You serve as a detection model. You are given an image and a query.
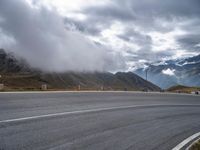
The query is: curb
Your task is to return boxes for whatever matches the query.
[172,132,200,150]
[186,137,200,150]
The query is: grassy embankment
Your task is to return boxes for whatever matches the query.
[189,139,200,150]
[0,74,147,91]
[167,85,200,93]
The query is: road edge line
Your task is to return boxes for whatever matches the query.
[172,132,200,150]
[186,137,200,150]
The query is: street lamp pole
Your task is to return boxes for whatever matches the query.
[145,69,148,81]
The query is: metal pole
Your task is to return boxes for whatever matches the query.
[145,69,148,81]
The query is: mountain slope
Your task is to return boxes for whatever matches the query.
[0,49,31,73]
[0,49,160,91]
[135,54,200,89]
[167,85,200,93]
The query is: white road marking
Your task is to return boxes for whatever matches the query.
[186,137,200,150]
[0,104,154,124]
[172,132,200,150]
[0,104,200,124]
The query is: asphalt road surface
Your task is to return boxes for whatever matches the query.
[0,92,200,150]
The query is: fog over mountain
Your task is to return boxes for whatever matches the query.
[0,0,125,72]
[0,0,200,73]
[0,49,160,91]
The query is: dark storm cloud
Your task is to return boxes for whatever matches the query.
[75,0,200,68]
[118,29,153,61]
[81,0,200,32]
[117,29,152,46]
[64,18,103,36]
[177,34,200,51]
[83,3,135,21]
[126,50,174,62]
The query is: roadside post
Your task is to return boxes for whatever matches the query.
[0,84,4,90]
[101,85,104,91]
[41,84,47,91]
[0,75,4,90]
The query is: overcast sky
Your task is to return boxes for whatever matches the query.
[0,0,200,72]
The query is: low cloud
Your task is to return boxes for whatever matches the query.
[162,68,175,76]
[0,0,125,72]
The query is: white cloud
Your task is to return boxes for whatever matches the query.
[162,68,176,76]
[195,43,200,47]
[173,50,198,59]
[149,28,186,52]
[29,0,110,16]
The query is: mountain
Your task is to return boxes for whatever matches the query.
[0,49,31,73]
[0,49,160,91]
[135,55,200,89]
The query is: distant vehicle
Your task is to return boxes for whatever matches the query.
[191,91,199,95]
[176,90,181,93]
